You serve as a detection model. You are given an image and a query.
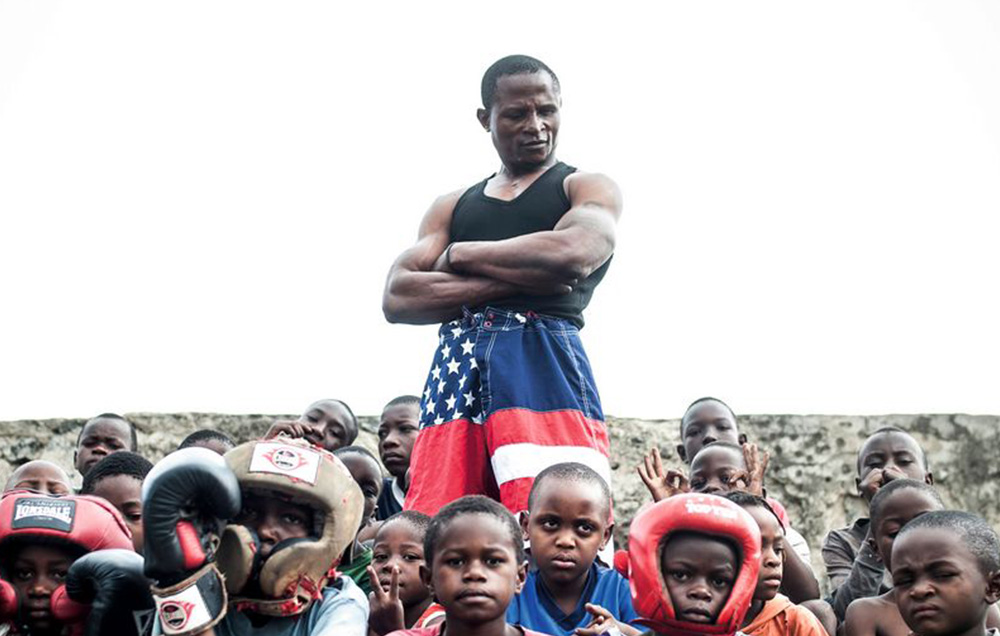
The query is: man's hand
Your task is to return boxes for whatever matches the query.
[637,447,690,502]
[366,565,405,636]
[574,603,641,636]
[858,466,907,503]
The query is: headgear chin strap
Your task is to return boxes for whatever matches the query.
[628,494,761,636]
[216,438,363,617]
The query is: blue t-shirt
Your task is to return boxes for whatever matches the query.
[214,576,369,636]
[507,564,638,636]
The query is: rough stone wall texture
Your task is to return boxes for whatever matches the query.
[2,412,998,593]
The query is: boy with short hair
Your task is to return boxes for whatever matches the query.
[890,510,1000,636]
[3,461,71,496]
[822,426,933,622]
[265,399,359,452]
[74,412,137,477]
[376,396,421,521]
[676,397,746,464]
[365,511,444,636]
[80,451,153,553]
[0,491,142,636]
[507,462,639,636]
[386,495,543,636]
[724,492,827,636]
[627,493,761,636]
[142,439,369,636]
[178,430,236,455]
[335,446,384,595]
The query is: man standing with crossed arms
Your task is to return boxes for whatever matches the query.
[383,54,622,518]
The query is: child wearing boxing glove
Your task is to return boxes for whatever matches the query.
[627,493,762,636]
[143,439,369,636]
[0,491,145,636]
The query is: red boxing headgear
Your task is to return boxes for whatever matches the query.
[0,491,134,556]
[628,494,761,636]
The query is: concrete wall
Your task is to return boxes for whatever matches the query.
[3,412,997,591]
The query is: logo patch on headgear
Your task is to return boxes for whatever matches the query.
[685,499,739,519]
[11,498,76,532]
[159,600,194,630]
[249,442,320,484]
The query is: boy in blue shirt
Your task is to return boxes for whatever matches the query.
[507,462,640,636]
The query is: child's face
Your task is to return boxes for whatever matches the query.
[339,453,382,526]
[745,505,784,601]
[236,493,313,559]
[377,404,420,480]
[7,545,74,634]
[856,431,930,502]
[892,526,999,636]
[372,520,430,607]
[689,446,746,494]
[679,401,741,464]
[300,400,354,452]
[524,478,611,590]
[4,461,72,496]
[873,488,942,570]
[660,533,738,624]
[75,418,132,475]
[423,513,526,626]
[91,474,144,553]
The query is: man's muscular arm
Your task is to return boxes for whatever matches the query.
[382,191,567,325]
[444,172,621,287]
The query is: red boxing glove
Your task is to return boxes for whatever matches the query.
[628,494,761,636]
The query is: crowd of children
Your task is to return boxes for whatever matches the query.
[1,397,998,636]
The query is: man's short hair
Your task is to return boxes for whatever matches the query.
[868,478,943,532]
[424,495,525,569]
[527,462,611,518]
[333,445,380,465]
[724,491,783,531]
[380,510,432,538]
[481,55,560,109]
[76,413,138,451]
[178,429,236,451]
[897,510,1000,575]
[80,451,154,494]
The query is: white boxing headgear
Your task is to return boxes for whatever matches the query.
[216,438,364,616]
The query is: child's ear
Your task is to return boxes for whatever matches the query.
[986,570,1000,605]
[514,559,528,594]
[676,444,686,463]
[519,511,530,542]
[476,108,490,132]
[738,433,748,445]
[419,564,433,595]
[601,522,614,550]
[924,471,934,486]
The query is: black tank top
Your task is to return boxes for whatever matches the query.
[449,162,612,329]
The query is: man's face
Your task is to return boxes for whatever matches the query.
[75,418,133,476]
[660,533,737,624]
[892,527,999,636]
[300,400,355,452]
[478,71,561,172]
[523,479,611,590]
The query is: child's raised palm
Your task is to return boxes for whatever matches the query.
[366,564,405,636]
[637,447,690,502]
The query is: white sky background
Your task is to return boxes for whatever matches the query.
[1,1,998,422]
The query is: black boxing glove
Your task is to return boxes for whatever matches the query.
[142,448,240,636]
[50,549,155,636]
